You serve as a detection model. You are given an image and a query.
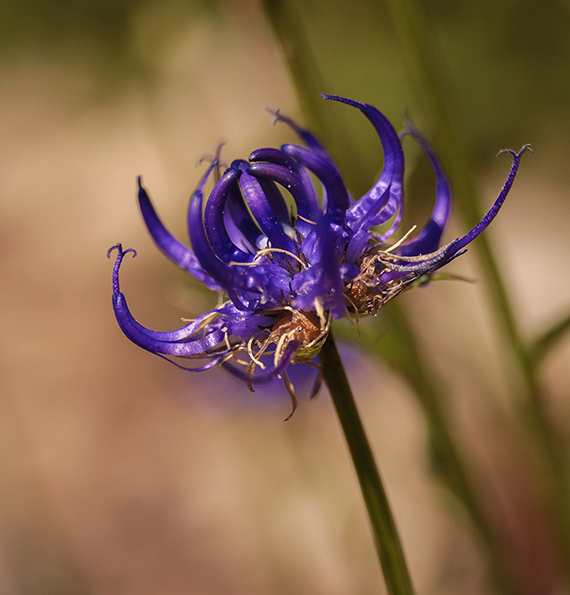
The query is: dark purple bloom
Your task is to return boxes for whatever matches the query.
[109,95,528,403]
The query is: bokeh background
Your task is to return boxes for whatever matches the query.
[1,0,569,593]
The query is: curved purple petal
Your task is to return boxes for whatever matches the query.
[249,147,298,170]
[233,160,295,252]
[246,161,320,227]
[108,244,227,356]
[187,166,292,309]
[281,144,349,226]
[359,187,400,230]
[399,122,451,256]
[374,202,404,242]
[203,167,254,263]
[187,165,261,306]
[137,178,220,290]
[449,146,531,255]
[256,176,294,233]
[224,183,265,251]
[116,300,226,356]
[322,95,404,231]
[232,161,293,251]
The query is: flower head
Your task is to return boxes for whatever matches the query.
[109,95,528,409]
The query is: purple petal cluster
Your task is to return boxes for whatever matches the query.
[110,95,528,392]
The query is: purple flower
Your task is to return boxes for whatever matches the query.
[109,95,528,403]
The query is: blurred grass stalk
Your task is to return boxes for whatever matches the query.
[383,0,570,585]
[260,0,570,592]
[259,0,522,593]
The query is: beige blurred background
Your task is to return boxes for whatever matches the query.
[0,1,569,594]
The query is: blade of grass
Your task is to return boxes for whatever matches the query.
[382,0,570,583]
[529,310,570,368]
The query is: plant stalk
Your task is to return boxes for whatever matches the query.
[319,331,416,595]
[382,0,570,580]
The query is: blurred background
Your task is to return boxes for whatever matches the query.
[0,0,569,593]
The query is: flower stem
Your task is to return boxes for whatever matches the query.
[319,331,415,595]
[362,303,517,595]
[382,0,570,582]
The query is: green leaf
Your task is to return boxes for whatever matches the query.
[529,310,570,368]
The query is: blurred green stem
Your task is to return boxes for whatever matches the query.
[319,331,415,595]
[529,310,570,369]
[258,0,327,140]
[259,0,367,192]
[259,1,523,591]
[382,0,570,582]
[363,304,516,595]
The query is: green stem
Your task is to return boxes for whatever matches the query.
[319,331,415,595]
[382,0,570,582]
[259,0,368,193]
[364,303,516,595]
[381,0,522,359]
[259,0,570,587]
[259,1,519,588]
[259,0,327,139]
[529,310,570,369]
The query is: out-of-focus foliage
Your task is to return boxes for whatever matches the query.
[0,0,219,84]
[3,0,568,161]
[289,0,570,168]
[426,0,570,154]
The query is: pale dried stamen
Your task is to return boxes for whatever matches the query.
[247,336,267,370]
[229,247,307,270]
[297,214,317,226]
[384,225,417,253]
[253,248,307,269]
[223,330,232,351]
[274,329,296,368]
[314,298,327,332]
[343,292,361,338]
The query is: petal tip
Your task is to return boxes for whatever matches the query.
[107,243,137,260]
[496,144,533,159]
